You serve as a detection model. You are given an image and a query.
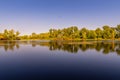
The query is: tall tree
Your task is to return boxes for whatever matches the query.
[110,27,116,40]
[49,28,53,38]
[88,30,97,39]
[95,28,103,39]
[116,25,120,38]
[16,31,20,40]
[9,29,15,40]
[3,29,9,40]
[80,28,88,40]
[102,25,111,39]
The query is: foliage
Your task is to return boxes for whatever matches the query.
[1,24,120,40]
[0,29,20,40]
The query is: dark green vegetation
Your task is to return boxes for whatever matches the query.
[1,25,120,40]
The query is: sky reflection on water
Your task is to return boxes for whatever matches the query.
[0,40,120,80]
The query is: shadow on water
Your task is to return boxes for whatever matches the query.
[1,40,120,55]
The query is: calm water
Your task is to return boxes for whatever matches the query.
[0,40,120,80]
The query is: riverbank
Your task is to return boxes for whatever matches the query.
[0,38,120,41]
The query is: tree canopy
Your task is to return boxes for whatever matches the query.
[0,25,120,40]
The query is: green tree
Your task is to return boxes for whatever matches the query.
[49,28,53,38]
[88,30,97,39]
[80,28,88,40]
[16,31,20,40]
[110,27,115,40]
[116,25,120,38]
[102,25,111,39]
[95,28,103,39]
[31,32,37,39]
[72,26,79,39]
[3,29,9,40]
[9,29,15,40]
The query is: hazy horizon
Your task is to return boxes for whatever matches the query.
[0,0,120,35]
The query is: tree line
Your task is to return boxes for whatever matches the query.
[0,25,120,40]
[0,29,20,40]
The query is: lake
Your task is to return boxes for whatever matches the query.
[0,40,120,80]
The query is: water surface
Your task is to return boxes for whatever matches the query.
[0,40,120,80]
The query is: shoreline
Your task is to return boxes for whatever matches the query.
[0,39,120,41]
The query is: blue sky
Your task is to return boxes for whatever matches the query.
[0,0,120,35]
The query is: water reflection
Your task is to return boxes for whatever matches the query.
[0,41,20,51]
[48,41,119,55]
[0,40,120,55]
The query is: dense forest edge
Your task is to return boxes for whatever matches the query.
[1,25,120,40]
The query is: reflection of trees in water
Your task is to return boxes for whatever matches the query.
[49,41,79,53]
[1,40,120,55]
[116,43,120,55]
[95,42,103,52]
[79,44,88,52]
[46,41,120,55]
[0,41,20,51]
[116,49,120,55]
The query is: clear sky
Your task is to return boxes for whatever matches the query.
[0,0,120,35]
